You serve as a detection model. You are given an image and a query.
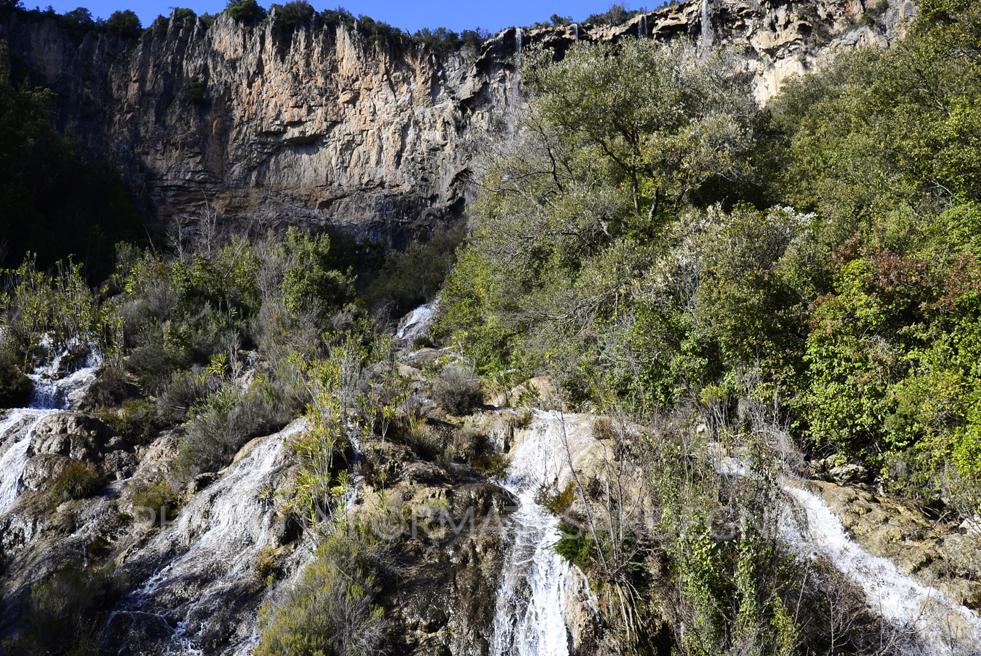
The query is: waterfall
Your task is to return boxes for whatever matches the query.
[0,346,102,515]
[105,420,308,654]
[638,14,648,39]
[515,27,523,57]
[719,452,981,653]
[396,301,437,344]
[780,483,981,654]
[700,0,713,49]
[571,23,579,41]
[490,411,598,656]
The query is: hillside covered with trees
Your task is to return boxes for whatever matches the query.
[0,0,979,655]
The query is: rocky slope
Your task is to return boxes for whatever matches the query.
[0,0,915,242]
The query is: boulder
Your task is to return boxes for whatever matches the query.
[28,412,111,461]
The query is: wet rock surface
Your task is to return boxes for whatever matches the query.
[814,480,981,613]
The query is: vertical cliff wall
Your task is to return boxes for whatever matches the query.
[0,0,915,243]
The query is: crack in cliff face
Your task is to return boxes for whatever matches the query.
[0,0,915,242]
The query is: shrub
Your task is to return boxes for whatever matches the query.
[104,10,142,37]
[399,419,444,461]
[4,561,120,655]
[1,255,105,365]
[255,545,282,584]
[171,7,196,22]
[62,7,94,28]
[320,8,354,29]
[132,480,179,524]
[472,452,510,479]
[431,363,483,416]
[271,1,313,30]
[177,378,294,477]
[49,461,104,503]
[256,519,392,656]
[538,481,576,514]
[96,398,163,444]
[157,368,218,422]
[80,363,138,409]
[364,225,463,318]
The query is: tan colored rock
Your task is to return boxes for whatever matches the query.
[0,0,914,237]
[815,480,981,612]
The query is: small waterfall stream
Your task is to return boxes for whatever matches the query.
[106,420,308,654]
[0,347,102,514]
[721,455,981,652]
[395,301,436,344]
[780,483,981,654]
[490,411,598,656]
[700,0,713,49]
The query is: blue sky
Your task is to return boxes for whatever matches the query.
[28,1,652,33]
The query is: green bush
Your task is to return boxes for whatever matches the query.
[96,398,163,444]
[132,480,179,524]
[49,461,104,503]
[431,363,483,416]
[2,561,120,655]
[256,519,392,656]
[1,255,106,365]
[271,1,313,30]
[364,225,463,318]
[177,378,295,476]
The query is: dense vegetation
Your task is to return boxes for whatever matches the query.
[432,2,981,651]
[2,0,980,654]
[439,0,981,517]
[0,42,147,280]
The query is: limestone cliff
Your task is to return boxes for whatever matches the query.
[0,0,915,242]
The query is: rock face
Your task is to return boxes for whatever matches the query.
[0,0,914,241]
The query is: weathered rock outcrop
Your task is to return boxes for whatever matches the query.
[0,0,915,242]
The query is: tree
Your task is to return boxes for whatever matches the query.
[225,0,266,24]
[104,9,142,37]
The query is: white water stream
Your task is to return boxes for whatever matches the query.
[700,0,713,49]
[0,346,102,515]
[395,301,436,344]
[721,455,981,653]
[490,411,598,656]
[780,484,981,655]
[107,419,308,654]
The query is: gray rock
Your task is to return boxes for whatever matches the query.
[828,463,870,486]
[28,412,111,462]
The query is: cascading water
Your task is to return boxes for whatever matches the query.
[0,346,102,514]
[490,411,598,656]
[720,454,981,653]
[396,301,437,344]
[638,14,648,39]
[105,420,308,654]
[700,0,713,49]
[780,484,981,655]
[571,23,579,41]
[515,27,523,56]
